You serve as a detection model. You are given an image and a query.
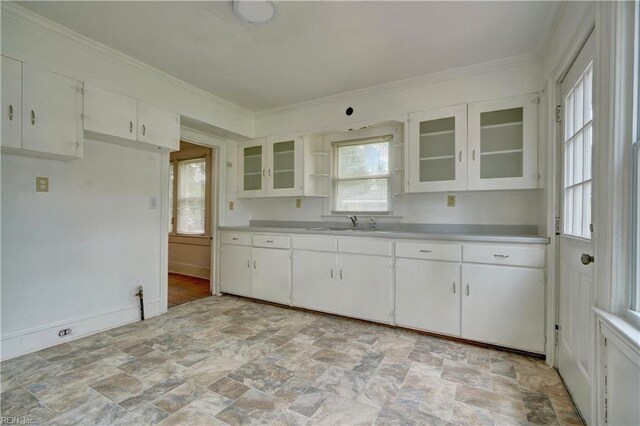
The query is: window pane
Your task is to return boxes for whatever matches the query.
[169,163,174,232]
[338,142,389,178]
[177,158,206,235]
[336,178,388,212]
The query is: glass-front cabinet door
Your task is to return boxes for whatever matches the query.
[238,138,266,198]
[408,104,468,192]
[266,135,303,196]
[468,94,538,190]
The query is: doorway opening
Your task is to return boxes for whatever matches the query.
[168,141,214,308]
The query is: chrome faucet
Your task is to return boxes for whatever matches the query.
[369,217,376,230]
[347,215,358,229]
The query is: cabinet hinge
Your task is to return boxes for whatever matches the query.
[555,105,562,123]
[555,216,561,235]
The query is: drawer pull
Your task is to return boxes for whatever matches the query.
[330,268,334,278]
[465,284,470,296]
[8,104,13,121]
[253,260,257,269]
[419,250,433,253]
[247,259,251,268]
[266,240,274,243]
[493,254,510,259]
[452,282,456,294]
[339,269,343,280]
[232,237,239,240]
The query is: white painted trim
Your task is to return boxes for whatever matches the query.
[0,300,162,361]
[160,152,170,313]
[168,262,211,280]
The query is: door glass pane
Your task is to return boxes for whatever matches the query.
[244,145,262,191]
[272,140,295,189]
[419,117,455,182]
[479,107,524,179]
[177,158,206,235]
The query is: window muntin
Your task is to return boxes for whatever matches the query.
[333,138,390,213]
[563,62,593,239]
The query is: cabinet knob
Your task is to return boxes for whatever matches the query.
[247,259,251,268]
[31,110,35,125]
[142,124,146,136]
[465,284,470,296]
[452,282,456,294]
[472,149,476,161]
[459,151,462,162]
[268,169,271,177]
[330,268,334,278]
[339,269,343,280]
[129,121,134,133]
[253,260,257,269]
[8,104,13,121]
[493,254,510,259]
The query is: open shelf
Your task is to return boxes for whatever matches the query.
[480,121,522,130]
[311,151,329,156]
[274,169,294,173]
[481,149,523,157]
[420,129,455,137]
[274,150,294,155]
[420,155,455,161]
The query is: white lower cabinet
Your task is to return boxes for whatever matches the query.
[396,258,461,336]
[251,247,290,305]
[461,263,545,353]
[336,254,392,323]
[292,250,337,313]
[220,244,252,297]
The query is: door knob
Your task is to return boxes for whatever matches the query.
[580,253,594,265]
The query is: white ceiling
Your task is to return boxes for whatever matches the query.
[20,1,559,112]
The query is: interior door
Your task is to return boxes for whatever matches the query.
[557,32,595,425]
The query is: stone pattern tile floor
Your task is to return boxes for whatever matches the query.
[1,295,583,425]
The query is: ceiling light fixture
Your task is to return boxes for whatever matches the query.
[233,0,278,24]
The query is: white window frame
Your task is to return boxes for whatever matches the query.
[324,125,400,217]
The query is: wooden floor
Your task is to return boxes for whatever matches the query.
[168,273,210,308]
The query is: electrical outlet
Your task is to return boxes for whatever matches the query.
[447,195,456,207]
[229,201,234,210]
[295,198,302,208]
[58,328,72,337]
[149,196,158,209]
[36,177,49,192]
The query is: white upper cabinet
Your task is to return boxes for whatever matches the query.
[137,101,180,151]
[238,135,316,198]
[84,85,137,141]
[1,56,22,149]
[408,104,468,192]
[83,86,179,152]
[20,63,83,160]
[266,135,304,197]
[238,138,267,197]
[467,94,539,190]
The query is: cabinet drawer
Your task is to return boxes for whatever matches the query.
[220,232,251,246]
[396,241,461,262]
[292,235,337,252]
[338,237,392,257]
[253,234,290,249]
[463,244,545,268]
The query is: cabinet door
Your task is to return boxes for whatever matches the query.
[468,94,538,190]
[266,136,303,196]
[137,101,179,151]
[84,85,137,141]
[336,254,392,323]
[237,139,266,198]
[252,247,290,305]
[22,64,83,159]
[220,244,252,297]
[396,259,461,336]
[292,250,337,313]
[408,104,467,192]
[1,56,21,149]
[461,264,544,352]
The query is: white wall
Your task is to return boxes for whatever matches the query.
[1,140,163,358]
[235,190,540,225]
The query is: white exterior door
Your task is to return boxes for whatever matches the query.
[21,63,83,158]
[220,244,252,297]
[292,250,337,313]
[557,33,595,425]
[396,258,461,336]
[1,56,22,149]
[252,247,290,305]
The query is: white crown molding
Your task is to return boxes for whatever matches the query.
[1,2,255,119]
[255,53,540,118]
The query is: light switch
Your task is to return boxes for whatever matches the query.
[447,195,456,207]
[149,197,158,209]
[36,177,49,192]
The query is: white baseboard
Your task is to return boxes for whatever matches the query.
[169,262,210,280]
[0,300,163,361]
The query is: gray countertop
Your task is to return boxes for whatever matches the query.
[219,224,550,244]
